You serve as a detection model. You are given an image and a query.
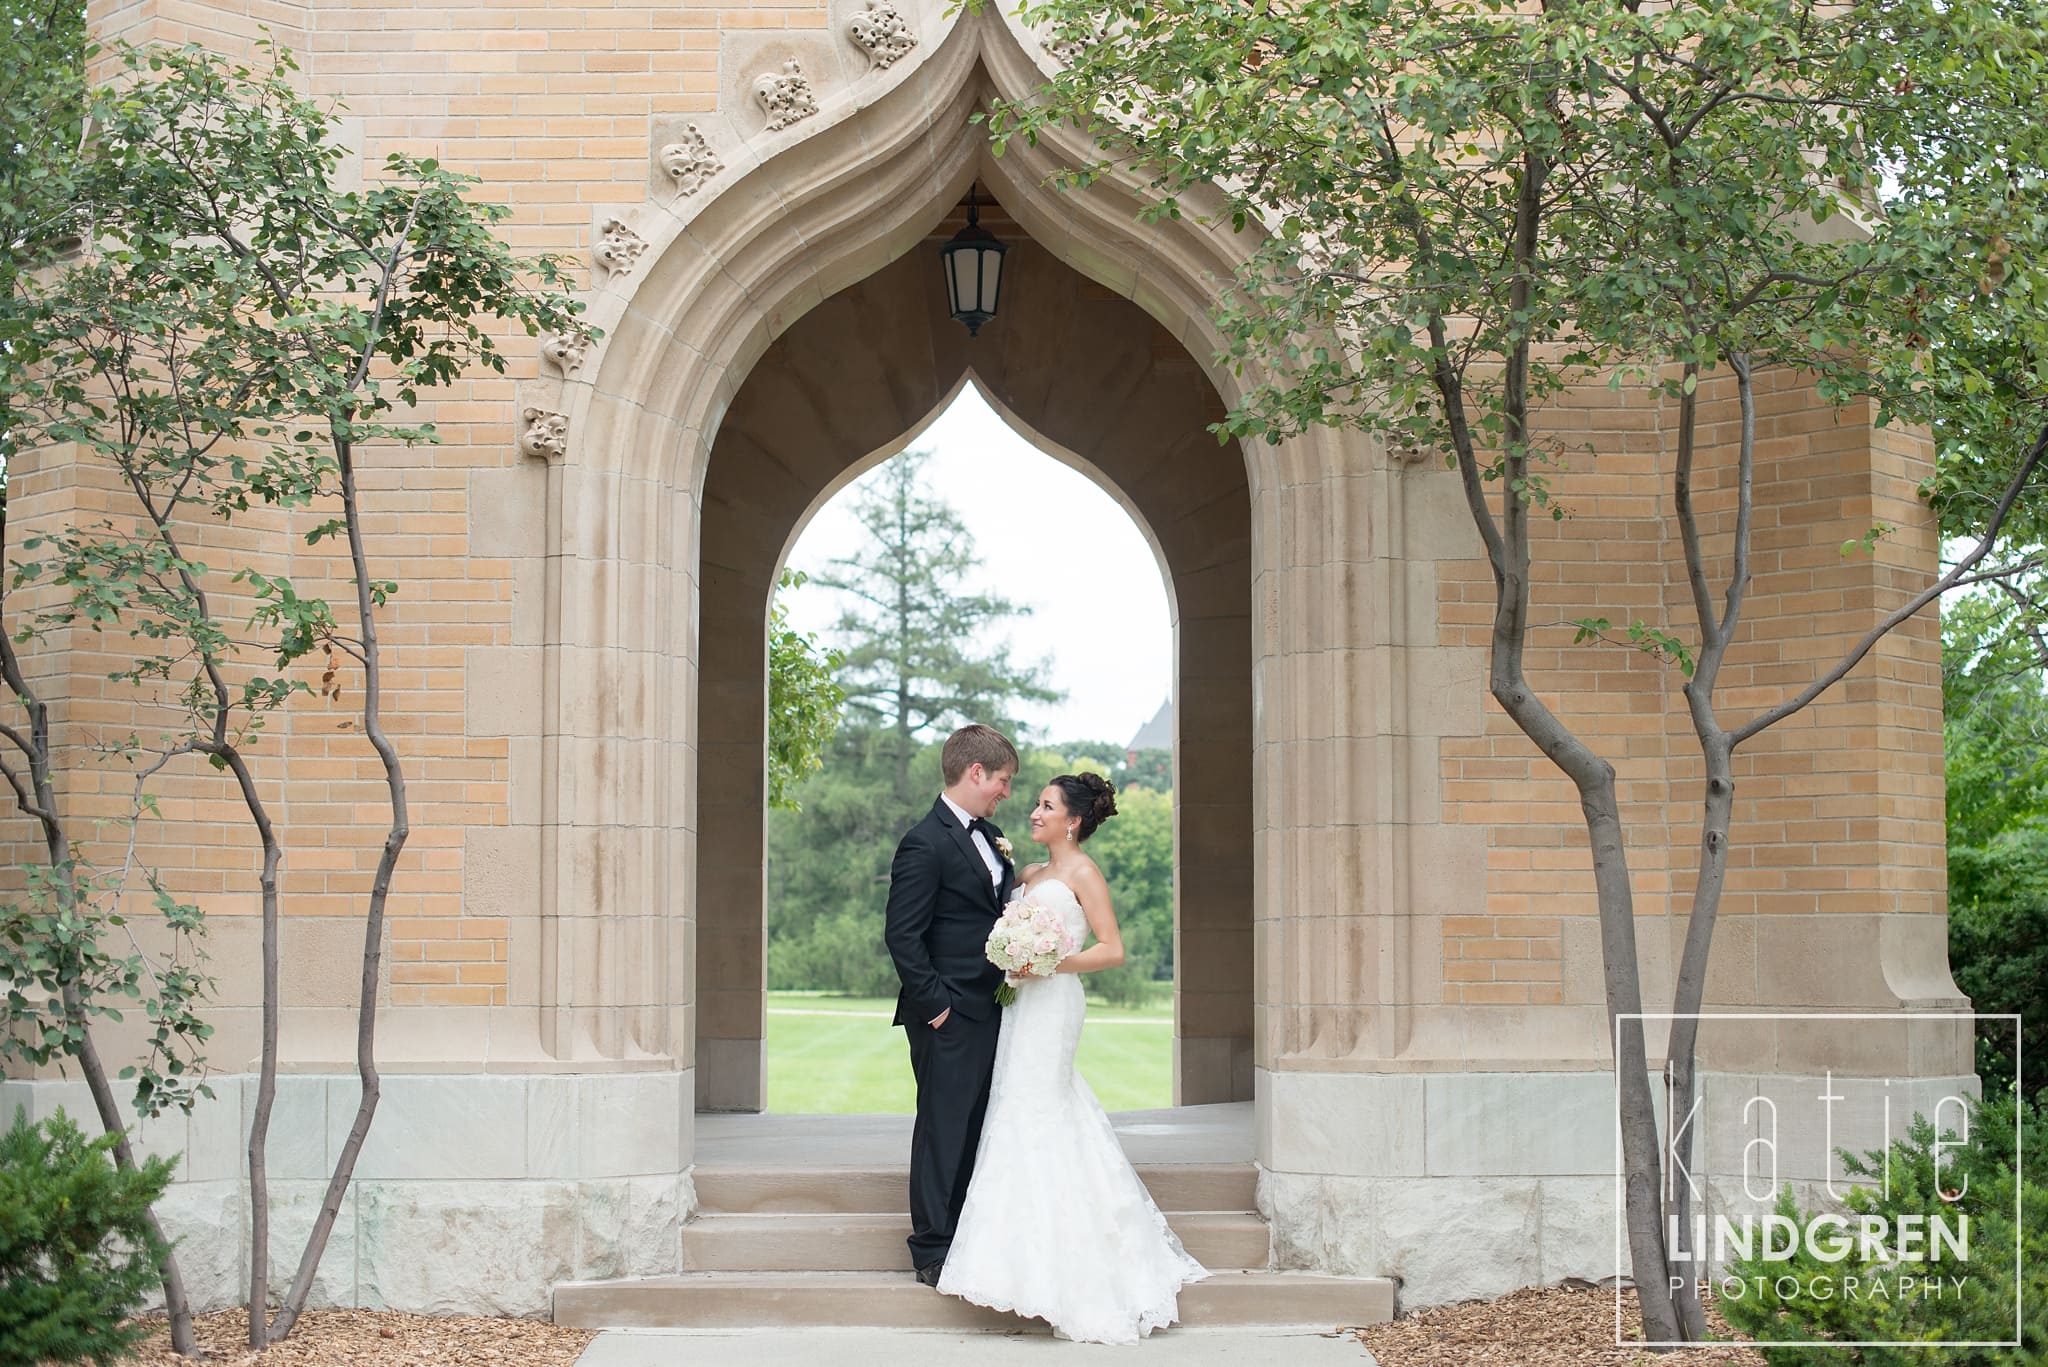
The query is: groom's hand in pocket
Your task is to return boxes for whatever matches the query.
[929,1007,951,1029]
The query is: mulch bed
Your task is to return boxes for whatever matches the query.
[1352,1283,1770,1367]
[130,1310,595,1366]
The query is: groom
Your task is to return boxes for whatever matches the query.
[884,723,1019,1286]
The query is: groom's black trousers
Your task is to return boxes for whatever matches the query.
[904,1008,1002,1270]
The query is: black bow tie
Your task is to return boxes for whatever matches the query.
[969,817,996,841]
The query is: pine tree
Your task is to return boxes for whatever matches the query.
[0,1110,176,1367]
[813,450,1059,799]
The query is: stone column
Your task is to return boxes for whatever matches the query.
[691,463,779,1114]
[534,392,688,1065]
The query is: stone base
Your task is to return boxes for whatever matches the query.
[0,1069,694,1315]
[693,1039,763,1113]
[1175,1034,1256,1106]
[3,1062,1978,1316]
[1258,1169,1620,1306]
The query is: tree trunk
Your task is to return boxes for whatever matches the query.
[1494,679,1681,1343]
[107,467,285,1351]
[1427,293,1685,1345]
[64,986,200,1356]
[1655,369,2048,1347]
[268,435,408,1341]
[1659,352,1749,1344]
[1445,135,1684,1337]
[894,708,913,805]
[1662,731,1731,1342]
[893,574,913,803]
[1476,549,1682,1345]
[0,609,200,1353]
[243,820,284,1343]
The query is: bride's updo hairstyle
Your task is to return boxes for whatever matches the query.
[1050,773,1119,842]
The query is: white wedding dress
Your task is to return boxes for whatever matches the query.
[937,877,1209,1343]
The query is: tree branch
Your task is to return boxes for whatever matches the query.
[1732,418,2048,746]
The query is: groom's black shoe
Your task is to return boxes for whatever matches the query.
[915,1262,944,1287]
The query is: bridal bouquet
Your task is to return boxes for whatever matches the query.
[984,897,1076,1006]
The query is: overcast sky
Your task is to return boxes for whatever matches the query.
[779,385,1173,748]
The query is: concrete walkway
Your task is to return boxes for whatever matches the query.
[577,1326,1379,1366]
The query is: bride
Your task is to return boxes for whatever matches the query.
[936,772,1208,1343]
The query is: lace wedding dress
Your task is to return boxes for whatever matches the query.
[936,877,1208,1343]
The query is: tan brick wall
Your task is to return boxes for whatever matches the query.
[10,1,1946,1074]
[88,0,314,67]
[271,0,835,1010]
[52,0,842,1031]
[1435,368,1943,1010]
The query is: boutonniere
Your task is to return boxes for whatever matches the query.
[994,835,1013,861]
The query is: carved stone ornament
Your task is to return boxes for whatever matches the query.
[593,218,647,277]
[520,407,569,460]
[1044,18,1100,65]
[541,331,592,374]
[847,0,917,69]
[659,125,723,196]
[1389,441,1433,466]
[754,60,820,131]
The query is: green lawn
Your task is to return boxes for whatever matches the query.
[765,990,1174,1113]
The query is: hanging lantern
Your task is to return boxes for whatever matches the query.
[941,184,1007,336]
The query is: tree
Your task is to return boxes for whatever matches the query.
[1008,742,1174,1004]
[0,1,88,347]
[1076,782,1173,1004]
[995,0,2048,1340]
[0,0,90,644]
[768,570,844,811]
[0,1109,177,1367]
[1719,1091,2046,1358]
[1,8,207,1348]
[1117,747,1172,793]
[767,729,931,992]
[3,38,584,1348]
[812,450,1059,800]
[1945,593,2048,861]
[1943,593,2048,1101]
[767,734,1181,1008]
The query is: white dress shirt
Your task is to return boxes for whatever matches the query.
[940,793,1003,887]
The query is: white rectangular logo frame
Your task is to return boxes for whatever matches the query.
[1612,1011,2023,1351]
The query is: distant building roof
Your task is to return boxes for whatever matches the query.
[1126,699,1171,752]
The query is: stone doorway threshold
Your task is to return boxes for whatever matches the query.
[693,1101,1254,1167]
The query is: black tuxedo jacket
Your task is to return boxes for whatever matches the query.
[885,798,1017,1026]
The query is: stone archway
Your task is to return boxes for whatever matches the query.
[530,5,1371,1107]
[694,218,1254,1113]
[23,0,1963,1321]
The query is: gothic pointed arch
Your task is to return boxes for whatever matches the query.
[525,8,1334,1098]
[698,231,1252,1108]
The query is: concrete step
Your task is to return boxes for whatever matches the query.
[681,1210,1271,1272]
[554,1269,1394,1331]
[693,1161,1257,1215]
